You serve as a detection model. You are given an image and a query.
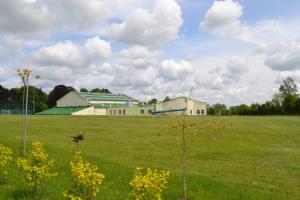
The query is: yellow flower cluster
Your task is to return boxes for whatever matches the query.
[17,141,57,193]
[0,144,13,184]
[64,151,105,200]
[129,167,170,200]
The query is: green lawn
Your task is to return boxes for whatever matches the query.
[0,116,299,199]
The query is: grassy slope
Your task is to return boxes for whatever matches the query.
[0,116,299,200]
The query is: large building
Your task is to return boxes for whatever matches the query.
[38,91,207,116]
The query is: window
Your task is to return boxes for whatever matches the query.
[140,109,145,115]
[123,110,126,115]
[113,110,116,115]
[201,109,205,115]
[110,110,112,115]
[190,110,192,115]
[197,110,200,115]
[148,109,152,114]
[118,110,121,115]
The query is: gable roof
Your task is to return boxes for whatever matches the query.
[37,106,88,115]
[77,92,138,102]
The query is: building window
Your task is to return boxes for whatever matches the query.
[201,109,205,115]
[113,110,116,115]
[118,110,121,115]
[190,110,192,115]
[197,110,200,115]
[148,109,152,114]
[123,110,126,115]
[140,109,144,115]
[110,110,112,115]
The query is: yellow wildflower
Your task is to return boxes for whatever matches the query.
[0,144,13,184]
[17,141,57,198]
[129,167,170,200]
[64,151,105,200]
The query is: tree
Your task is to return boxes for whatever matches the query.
[48,85,75,108]
[17,69,31,157]
[282,94,298,114]
[172,110,225,200]
[90,88,101,93]
[296,97,300,114]
[163,96,170,102]
[0,85,10,102]
[27,86,48,113]
[148,98,157,104]
[80,88,88,92]
[279,77,297,95]
[211,103,227,115]
[90,88,111,94]
[101,88,111,94]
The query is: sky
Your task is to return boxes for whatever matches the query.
[0,0,300,106]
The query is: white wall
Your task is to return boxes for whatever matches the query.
[72,106,95,115]
[57,92,89,107]
[95,108,107,115]
[186,99,207,115]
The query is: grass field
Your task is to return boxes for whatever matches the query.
[0,116,299,200]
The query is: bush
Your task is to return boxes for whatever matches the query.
[0,144,13,184]
[129,167,170,200]
[64,151,105,200]
[17,141,57,198]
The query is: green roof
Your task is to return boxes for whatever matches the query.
[77,92,138,102]
[37,107,88,115]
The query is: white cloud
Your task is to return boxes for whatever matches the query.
[0,67,6,80]
[200,0,242,33]
[0,0,51,36]
[54,0,148,33]
[84,37,112,62]
[31,65,74,81]
[25,37,114,83]
[195,56,248,91]
[199,0,255,45]
[264,42,300,71]
[118,46,161,69]
[100,46,162,88]
[30,41,82,67]
[0,37,22,62]
[98,63,114,74]
[107,0,183,46]
[226,86,247,96]
[110,65,157,87]
[275,71,300,84]
[222,57,248,84]
[159,59,194,80]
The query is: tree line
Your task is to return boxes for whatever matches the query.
[208,77,300,115]
[1,77,299,115]
[0,84,111,113]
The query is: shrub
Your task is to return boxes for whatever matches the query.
[129,167,170,200]
[17,141,57,198]
[0,144,13,184]
[64,151,105,200]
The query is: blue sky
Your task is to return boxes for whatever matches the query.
[0,0,300,105]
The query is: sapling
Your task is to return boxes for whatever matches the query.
[172,99,225,200]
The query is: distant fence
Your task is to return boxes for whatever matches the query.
[0,104,33,115]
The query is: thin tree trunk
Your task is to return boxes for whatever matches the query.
[21,80,29,156]
[182,120,187,200]
[24,80,29,152]
[21,83,26,157]
[33,88,35,114]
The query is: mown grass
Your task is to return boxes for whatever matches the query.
[0,116,299,199]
